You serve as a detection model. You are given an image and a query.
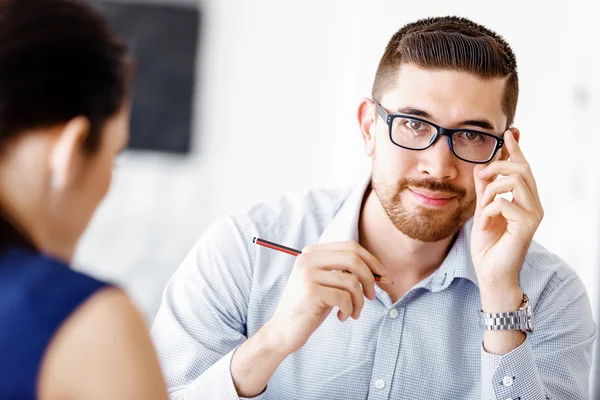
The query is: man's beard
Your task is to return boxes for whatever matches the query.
[371,166,476,243]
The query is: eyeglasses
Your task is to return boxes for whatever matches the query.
[376,102,505,164]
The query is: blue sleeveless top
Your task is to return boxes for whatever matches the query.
[0,246,108,399]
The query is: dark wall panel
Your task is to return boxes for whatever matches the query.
[90,1,199,154]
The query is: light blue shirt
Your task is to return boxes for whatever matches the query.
[151,178,597,399]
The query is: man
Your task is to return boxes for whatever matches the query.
[151,16,597,399]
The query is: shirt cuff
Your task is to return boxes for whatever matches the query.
[183,347,268,400]
[481,338,546,400]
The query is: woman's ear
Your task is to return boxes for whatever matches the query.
[49,116,90,190]
[499,127,520,161]
[358,98,377,157]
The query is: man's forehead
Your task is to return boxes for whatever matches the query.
[381,63,508,130]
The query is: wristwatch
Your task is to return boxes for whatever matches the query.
[479,294,533,332]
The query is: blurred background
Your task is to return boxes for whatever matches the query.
[76,0,600,394]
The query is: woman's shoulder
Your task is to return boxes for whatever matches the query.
[0,246,115,399]
[38,285,168,399]
[0,246,110,318]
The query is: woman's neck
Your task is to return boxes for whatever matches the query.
[0,144,75,262]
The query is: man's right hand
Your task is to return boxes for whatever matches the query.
[231,241,385,397]
[266,241,386,354]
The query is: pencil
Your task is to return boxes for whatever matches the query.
[253,237,393,284]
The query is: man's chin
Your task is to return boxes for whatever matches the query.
[408,203,456,217]
[397,221,461,242]
[393,209,467,242]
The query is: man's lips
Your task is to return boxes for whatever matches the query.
[408,188,458,207]
[408,188,457,200]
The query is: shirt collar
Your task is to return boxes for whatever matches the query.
[317,176,479,291]
[316,176,370,245]
[429,218,479,291]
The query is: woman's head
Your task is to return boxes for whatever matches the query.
[0,0,131,259]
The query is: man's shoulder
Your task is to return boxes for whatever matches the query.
[520,242,587,306]
[199,185,356,249]
[523,240,577,283]
[238,185,355,228]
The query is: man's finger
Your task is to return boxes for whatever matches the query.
[473,164,491,230]
[479,175,538,217]
[297,251,376,300]
[302,241,386,276]
[314,270,366,318]
[504,129,526,163]
[478,162,541,211]
[318,286,353,322]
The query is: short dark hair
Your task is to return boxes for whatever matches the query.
[372,16,518,127]
[0,0,131,152]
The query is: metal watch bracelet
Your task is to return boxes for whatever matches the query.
[478,294,533,332]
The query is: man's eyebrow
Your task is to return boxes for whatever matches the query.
[394,107,497,131]
[395,107,432,119]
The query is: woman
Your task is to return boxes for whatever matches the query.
[0,1,168,399]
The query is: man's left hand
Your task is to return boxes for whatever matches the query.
[471,129,544,311]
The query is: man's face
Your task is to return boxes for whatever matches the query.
[368,63,508,242]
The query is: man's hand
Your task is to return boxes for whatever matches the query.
[472,129,543,301]
[231,241,385,397]
[471,129,544,354]
[267,241,385,354]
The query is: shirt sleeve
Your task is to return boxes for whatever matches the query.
[150,215,266,400]
[480,271,597,400]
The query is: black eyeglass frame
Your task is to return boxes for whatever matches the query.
[376,102,505,164]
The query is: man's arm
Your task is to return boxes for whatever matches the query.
[229,321,288,397]
[151,216,258,400]
[151,216,385,399]
[480,270,597,400]
[468,130,598,398]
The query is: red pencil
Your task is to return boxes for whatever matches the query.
[253,237,393,284]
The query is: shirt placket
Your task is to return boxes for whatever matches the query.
[367,303,406,400]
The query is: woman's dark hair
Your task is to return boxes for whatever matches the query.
[0,0,131,152]
[0,0,131,250]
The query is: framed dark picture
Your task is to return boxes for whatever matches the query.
[89,1,200,154]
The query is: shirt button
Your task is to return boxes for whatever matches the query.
[375,379,385,389]
[502,376,514,387]
[388,308,399,319]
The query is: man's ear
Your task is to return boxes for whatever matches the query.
[358,97,377,157]
[499,127,520,161]
[49,116,90,190]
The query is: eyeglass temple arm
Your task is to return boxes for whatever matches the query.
[375,102,388,121]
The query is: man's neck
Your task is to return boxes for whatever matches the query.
[358,187,456,301]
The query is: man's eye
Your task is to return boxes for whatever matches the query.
[407,120,424,130]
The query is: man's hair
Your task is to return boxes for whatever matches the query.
[372,16,518,127]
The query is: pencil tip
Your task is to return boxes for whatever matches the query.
[252,237,257,243]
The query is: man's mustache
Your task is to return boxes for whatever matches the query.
[400,178,466,198]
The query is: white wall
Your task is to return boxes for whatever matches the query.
[76,0,600,369]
